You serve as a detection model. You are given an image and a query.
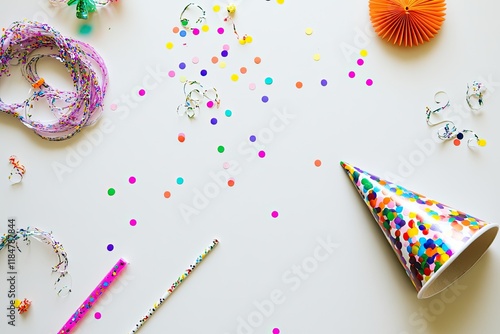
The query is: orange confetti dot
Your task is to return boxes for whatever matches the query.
[240,67,247,74]
[228,179,235,187]
[314,159,322,167]
[453,139,461,146]
[164,191,171,198]
[178,133,185,142]
[254,56,262,64]
[172,26,180,33]
[211,56,219,64]
[296,81,303,89]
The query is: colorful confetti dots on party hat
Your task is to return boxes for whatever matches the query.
[340,161,498,299]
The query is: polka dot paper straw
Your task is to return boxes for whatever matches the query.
[58,259,127,333]
[341,161,498,299]
[128,239,219,333]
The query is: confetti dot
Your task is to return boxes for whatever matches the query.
[219,61,227,69]
[277,0,284,4]
[218,145,225,153]
[225,109,232,117]
[223,44,230,51]
[192,57,199,64]
[176,177,184,185]
[453,139,461,146]
[478,139,487,147]
[295,81,303,89]
[457,133,464,140]
[110,104,117,111]
[107,244,114,251]
[357,58,364,66]
[245,36,253,43]
[265,77,273,85]
[262,96,269,103]
[313,54,321,61]
[272,329,280,334]
[228,179,235,187]
[207,100,215,108]
[271,211,279,218]
[201,69,208,76]
[314,159,322,167]
[217,27,224,34]
[239,39,246,45]
[164,191,171,199]
[179,62,186,69]
[211,118,218,125]
[168,70,176,78]
[258,150,266,158]
[305,27,313,35]
[348,71,356,78]
[79,24,92,35]
[231,74,239,81]
[166,42,174,49]
[107,188,115,196]
[129,219,137,226]
[249,83,256,90]
[366,79,373,86]
[254,57,262,64]
[138,89,146,96]
[179,75,187,83]
[180,30,187,37]
[249,135,256,142]
[213,5,221,12]
[129,176,136,184]
[221,50,229,57]
[192,28,200,35]
[172,27,180,33]
[201,25,209,32]
[211,56,219,64]
[360,49,368,57]
[240,67,247,74]
[320,79,328,86]
[94,312,101,320]
[223,162,230,169]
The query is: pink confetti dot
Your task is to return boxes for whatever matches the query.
[192,57,199,64]
[348,71,355,78]
[272,329,280,334]
[223,162,230,169]
[110,104,117,111]
[258,150,266,158]
[271,211,279,218]
[138,89,146,96]
[223,44,230,51]
[357,58,364,66]
[94,312,101,320]
[217,27,225,34]
[129,176,136,184]
[366,79,373,86]
[207,100,214,108]
[249,83,256,90]
[129,219,137,226]
[168,70,176,78]
[192,28,200,35]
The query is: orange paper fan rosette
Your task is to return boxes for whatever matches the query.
[369,0,446,47]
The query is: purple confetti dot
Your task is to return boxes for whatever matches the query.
[211,118,218,125]
[179,62,186,70]
[249,135,256,142]
[221,50,229,57]
[321,79,328,86]
[261,96,269,103]
[201,69,207,76]
[107,244,114,251]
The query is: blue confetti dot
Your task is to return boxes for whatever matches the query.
[249,135,256,142]
[221,50,229,57]
[211,118,218,125]
[225,109,232,117]
[201,69,207,76]
[179,62,186,70]
[262,96,269,103]
[180,30,187,37]
[321,79,328,86]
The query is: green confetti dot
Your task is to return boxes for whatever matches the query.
[79,24,92,35]
[217,145,225,153]
[108,188,116,196]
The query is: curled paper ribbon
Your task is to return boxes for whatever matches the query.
[224,3,252,44]
[180,3,206,30]
[49,0,116,20]
[0,227,71,296]
[0,21,108,141]
[426,91,486,148]
[14,298,32,314]
[177,80,220,118]
[466,81,486,112]
[8,155,26,184]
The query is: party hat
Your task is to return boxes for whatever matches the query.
[340,161,498,298]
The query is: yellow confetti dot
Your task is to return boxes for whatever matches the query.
[313,53,321,61]
[219,61,227,69]
[305,27,313,35]
[179,75,187,83]
[245,35,253,43]
[478,139,487,147]
[239,38,247,45]
[231,74,239,81]
[360,49,368,57]
[213,5,220,12]
[14,300,21,308]
[166,42,174,50]
[201,25,209,32]
[277,0,285,4]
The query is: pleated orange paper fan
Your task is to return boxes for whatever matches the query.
[369,0,446,47]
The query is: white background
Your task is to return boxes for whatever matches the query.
[1,1,500,333]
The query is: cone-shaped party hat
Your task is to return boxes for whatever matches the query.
[341,161,498,298]
[369,0,446,47]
